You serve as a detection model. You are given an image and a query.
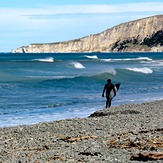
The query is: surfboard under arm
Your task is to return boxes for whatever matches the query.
[109,83,120,99]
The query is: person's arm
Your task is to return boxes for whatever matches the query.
[102,85,106,97]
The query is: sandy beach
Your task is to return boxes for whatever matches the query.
[0,100,163,162]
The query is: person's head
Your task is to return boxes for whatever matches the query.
[107,79,111,83]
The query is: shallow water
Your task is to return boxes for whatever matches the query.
[0,52,163,127]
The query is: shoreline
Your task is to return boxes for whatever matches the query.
[0,99,163,162]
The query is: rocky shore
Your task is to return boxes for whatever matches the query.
[0,100,163,162]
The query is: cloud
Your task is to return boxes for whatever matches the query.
[0,2,163,21]
[20,2,163,19]
[0,2,163,51]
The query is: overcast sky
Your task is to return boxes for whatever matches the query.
[0,0,163,52]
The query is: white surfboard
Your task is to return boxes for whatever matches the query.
[109,83,121,99]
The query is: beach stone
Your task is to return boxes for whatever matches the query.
[0,100,163,162]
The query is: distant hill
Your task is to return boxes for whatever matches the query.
[12,15,163,53]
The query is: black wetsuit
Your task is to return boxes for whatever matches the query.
[102,83,116,108]
[105,83,115,98]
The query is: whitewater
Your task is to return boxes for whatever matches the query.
[0,52,163,127]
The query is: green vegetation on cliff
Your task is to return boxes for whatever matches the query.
[111,30,163,52]
[142,30,163,47]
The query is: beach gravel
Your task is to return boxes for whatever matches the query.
[0,100,163,162]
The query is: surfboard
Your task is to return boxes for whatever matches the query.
[109,83,121,99]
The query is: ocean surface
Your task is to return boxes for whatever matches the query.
[0,52,163,127]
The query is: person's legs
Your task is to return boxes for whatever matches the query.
[106,98,111,108]
[108,99,112,107]
[106,99,108,108]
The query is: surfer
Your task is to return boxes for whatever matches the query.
[102,79,116,108]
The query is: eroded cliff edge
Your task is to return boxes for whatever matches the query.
[12,15,163,53]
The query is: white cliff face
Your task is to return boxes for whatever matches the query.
[12,15,163,53]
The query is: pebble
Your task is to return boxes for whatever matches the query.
[0,100,163,162]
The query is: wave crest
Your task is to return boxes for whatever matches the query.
[100,57,152,62]
[33,57,54,62]
[84,55,98,59]
[126,67,153,74]
[70,62,85,69]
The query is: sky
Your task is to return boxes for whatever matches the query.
[0,0,163,52]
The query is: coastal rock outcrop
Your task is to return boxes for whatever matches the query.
[12,15,163,53]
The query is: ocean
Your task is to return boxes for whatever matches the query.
[0,52,163,127]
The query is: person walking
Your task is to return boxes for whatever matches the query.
[102,79,116,108]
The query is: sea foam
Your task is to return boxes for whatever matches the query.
[34,57,54,62]
[105,57,152,62]
[85,55,98,59]
[126,67,153,74]
[70,62,85,69]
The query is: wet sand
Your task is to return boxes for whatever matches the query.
[0,100,163,162]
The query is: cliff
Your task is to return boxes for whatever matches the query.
[12,15,163,53]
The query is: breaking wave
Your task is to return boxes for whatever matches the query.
[70,62,85,69]
[84,55,98,59]
[100,57,153,62]
[125,67,153,74]
[33,57,54,62]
